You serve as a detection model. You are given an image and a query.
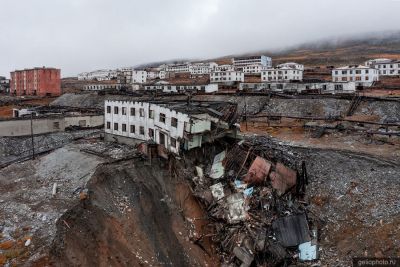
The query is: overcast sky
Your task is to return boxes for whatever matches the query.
[1,0,399,77]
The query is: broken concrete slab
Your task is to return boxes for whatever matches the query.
[272,213,310,247]
[244,156,272,184]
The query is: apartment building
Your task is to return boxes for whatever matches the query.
[78,69,117,81]
[132,70,147,83]
[261,67,303,82]
[144,83,218,93]
[210,71,244,83]
[277,62,304,71]
[190,62,218,75]
[83,84,122,91]
[104,100,238,154]
[332,65,379,87]
[242,64,265,74]
[166,63,191,73]
[365,58,400,76]
[10,67,61,96]
[214,65,235,72]
[233,55,272,69]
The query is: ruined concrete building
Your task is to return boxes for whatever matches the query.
[104,100,238,154]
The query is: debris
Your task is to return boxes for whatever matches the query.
[269,163,297,195]
[233,246,254,267]
[195,166,204,178]
[299,241,318,261]
[52,182,58,196]
[24,238,31,247]
[210,183,225,200]
[63,220,71,229]
[244,156,271,184]
[243,187,254,197]
[226,193,247,223]
[272,214,310,247]
[209,151,226,179]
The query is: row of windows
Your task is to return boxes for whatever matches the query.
[106,106,178,127]
[377,64,400,69]
[106,121,178,148]
[262,70,301,75]
[334,69,372,75]
[334,76,370,81]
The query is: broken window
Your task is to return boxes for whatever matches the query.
[130,107,135,116]
[130,125,135,133]
[149,109,154,119]
[106,121,111,129]
[122,123,127,132]
[139,108,144,117]
[114,123,118,131]
[170,137,177,148]
[159,132,165,145]
[171,117,178,128]
[149,128,154,138]
[107,106,111,113]
[139,126,144,135]
[122,107,127,115]
[159,113,166,123]
[114,106,119,114]
[53,122,60,129]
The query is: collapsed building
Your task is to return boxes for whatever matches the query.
[104,99,239,154]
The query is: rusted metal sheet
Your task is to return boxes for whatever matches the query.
[244,156,272,184]
[269,163,297,195]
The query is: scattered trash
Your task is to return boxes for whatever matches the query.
[210,183,225,200]
[52,182,58,196]
[209,151,226,179]
[272,214,310,247]
[24,239,31,247]
[244,156,271,184]
[226,193,246,223]
[299,241,318,261]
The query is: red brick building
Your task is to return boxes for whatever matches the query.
[10,67,61,96]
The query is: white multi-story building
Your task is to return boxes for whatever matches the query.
[83,84,122,91]
[132,70,147,84]
[78,69,117,81]
[146,71,159,80]
[242,64,265,74]
[190,62,218,75]
[365,58,400,76]
[104,100,238,154]
[332,65,379,87]
[166,63,191,73]
[214,65,235,72]
[261,67,303,82]
[144,83,218,93]
[276,62,304,71]
[210,71,244,83]
[233,55,272,69]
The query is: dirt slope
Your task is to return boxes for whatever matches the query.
[49,159,217,266]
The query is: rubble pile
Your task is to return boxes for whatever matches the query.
[187,137,318,266]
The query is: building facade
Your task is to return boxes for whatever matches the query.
[242,64,265,74]
[144,83,218,93]
[277,62,304,71]
[10,67,61,96]
[332,65,379,87]
[233,55,272,69]
[104,100,237,154]
[261,68,303,82]
[78,69,117,81]
[210,71,244,83]
[365,58,400,76]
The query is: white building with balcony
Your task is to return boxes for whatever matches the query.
[233,55,272,69]
[261,67,303,82]
[365,58,400,76]
[332,65,379,87]
[104,100,238,154]
[210,71,244,83]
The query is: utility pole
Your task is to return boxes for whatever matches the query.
[30,113,35,160]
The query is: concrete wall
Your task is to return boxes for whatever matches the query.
[0,115,104,137]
